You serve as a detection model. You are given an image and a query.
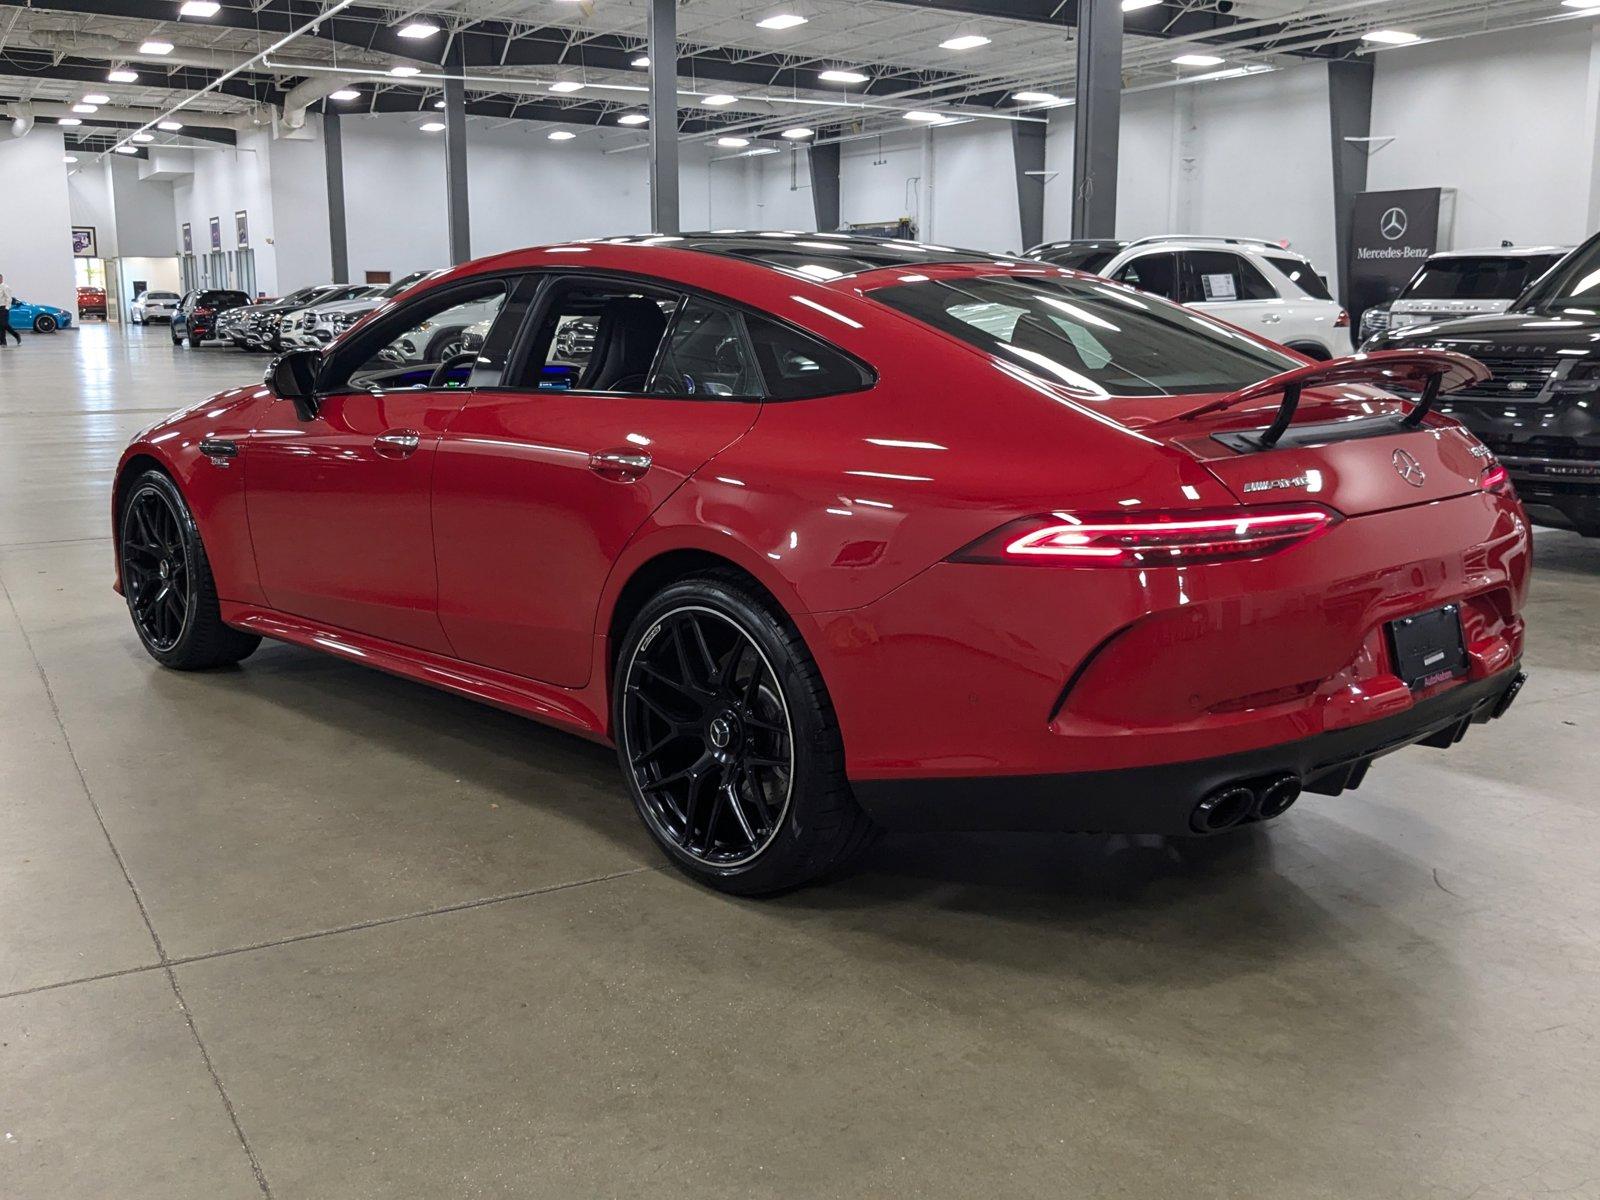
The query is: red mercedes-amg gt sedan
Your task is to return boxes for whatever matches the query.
[113,234,1530,893]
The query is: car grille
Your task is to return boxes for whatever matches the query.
[1452,354,1564,400]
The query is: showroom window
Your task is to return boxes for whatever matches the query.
[1178,251,1279,304]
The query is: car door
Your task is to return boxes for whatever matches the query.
[1177,250,1287,341]
[244,274,520,652]
[432,274,762,687]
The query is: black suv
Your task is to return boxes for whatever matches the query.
[1367,231,1600,537]
[172,289,251,348]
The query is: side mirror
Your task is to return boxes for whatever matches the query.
[266,348,322,420]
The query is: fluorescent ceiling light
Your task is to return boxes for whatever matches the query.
[617,112,649,125]
[1562,0,1600,9]
[548,80,584,92]
[939,34,991,50]
[397,21,440,39]
[547,130,576,140]
[158,120,184,131]
[58,118,82,126]
[63,155,78,163]
[115,145,138,154]
[329,89,361,101]
[781,126,813,138]
[389,65,422,77]
[72,104,98,114]
[132,132,154,142]
[632,55,650,67]
[903,110,945,122]
[1122,0,1161,9]
[82,93,110,104]
[819,68,868,83]
[140,40,174,54]
[179,1,221,15]
[419,120,446,132]
[434,99,446,108]
[1361,28,1420,43]
[757,13,808,29]
[746,146,780,155]
[1011,90,1059,103]
[108,68,139,82]
[716,136,750,147]
[1172,53,1225,66]
[701,94,738,106]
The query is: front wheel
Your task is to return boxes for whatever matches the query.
[34,314,58,333]
[613,575,874,895]
[119,470,260,670]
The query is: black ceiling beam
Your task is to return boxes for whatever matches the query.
[349,88,731,136]
[15,108,239,145]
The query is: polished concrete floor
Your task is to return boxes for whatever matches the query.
[2,323,1597,1199]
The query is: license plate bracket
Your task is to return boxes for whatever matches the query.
[1388,604,1468,690]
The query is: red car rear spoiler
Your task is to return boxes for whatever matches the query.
[1156,349,1490,448]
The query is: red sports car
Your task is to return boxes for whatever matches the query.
[113,234,1530,894]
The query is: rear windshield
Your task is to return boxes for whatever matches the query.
[871,274,1297,398]
[1402,255,1563,301]
[1263,255,1333,300]
[146,292,178,300]
[199,291,249,307]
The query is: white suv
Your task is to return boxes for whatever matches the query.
[1024,235,1352,360]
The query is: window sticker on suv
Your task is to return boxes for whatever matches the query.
[1201,273,1238,302]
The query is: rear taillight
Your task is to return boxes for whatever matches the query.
[950,506,1341,568]
[194,306,215,317]
[1334,309,1351,328]
[1479,463,1511,494]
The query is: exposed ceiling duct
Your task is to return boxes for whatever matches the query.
[8,101,34,138]
[7,99,266,132]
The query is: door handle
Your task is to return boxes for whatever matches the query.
[1261,313,1283,324]
[373,429,421,459]
[588,449,652,480]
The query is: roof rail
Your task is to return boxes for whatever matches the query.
[1122,234,1289,251]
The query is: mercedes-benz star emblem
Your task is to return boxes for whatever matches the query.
[1392,447,1426,487]
[1380,207,1409,241]
[708,716,733,749]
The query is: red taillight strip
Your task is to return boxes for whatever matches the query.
[1479,463,1510,493]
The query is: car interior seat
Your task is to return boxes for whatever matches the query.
[579,297,669,392]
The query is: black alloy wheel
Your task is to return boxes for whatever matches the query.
[614,576,874,895]
[34,313,57,333]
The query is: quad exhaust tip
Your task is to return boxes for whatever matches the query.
[1190,773,1302,834]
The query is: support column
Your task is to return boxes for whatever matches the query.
[647,0,680,234]
[444,44,471,264]
[1584,23,1600,231]
[323,108,349,282]
[1012,120,1046,252]
[1328,58,1375,308]
[808,140,840,232]
[1071,0,1123,239]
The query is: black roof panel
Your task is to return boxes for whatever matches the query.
[594,231,996,278]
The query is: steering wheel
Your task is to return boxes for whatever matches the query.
[428,351,478,389]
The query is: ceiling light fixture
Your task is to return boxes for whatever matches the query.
[1561,0,1600,10]
[618,112,649,125]
[140,40,175,54]
[330,88,361,101]
[1172,53,1225,66]
[419,120,446,132]
[701,94,738,106]
[716,135,750,147]
[133,132,154,142]
[159,120,184,131]
[548,130,576,140]
[72,104,99,114]
[108,68,139,82]
[1361,28,1420,43]
[548,80,584,92]
[1122,0,1161,10]
[781,126,813,138]
[745,146,780,155]
[1011,90,1059,103]
[903,110,946,122]
[819,68,868,83]
[756,13,808,29]
[178,1,220,16]
[939,34,991,50]
[397,21,440,38]
[58,118,82,126]
[63,154,79,163]
[389,65,422,77]
[115,145,138,154]
[82,93,111,105]
[632,55,650,67]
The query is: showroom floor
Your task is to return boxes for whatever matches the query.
[2,324,1597,1199]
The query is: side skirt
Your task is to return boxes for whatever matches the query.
[221,602,611,744]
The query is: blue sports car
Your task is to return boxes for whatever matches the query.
[6,299,73,333]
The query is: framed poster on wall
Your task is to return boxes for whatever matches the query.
[209,216,222,251]
[71,226,97,258]
[235,210,249,249]
[182,222,193,253]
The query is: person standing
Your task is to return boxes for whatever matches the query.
[0,274,20,347]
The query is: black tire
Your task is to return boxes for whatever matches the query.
[118,469,261,671]
[171,326,182,345]
[34,314,57,333]
[189,334,203,348]
[1287,341,1331,361]
[423,325,466,363]
[613,573,875,895]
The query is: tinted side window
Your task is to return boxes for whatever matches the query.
[1264,255,1333,300]
[1113,253,1179,300]
[743,314,873,400]
[649,300,760,398]
[1180,251,1277,303]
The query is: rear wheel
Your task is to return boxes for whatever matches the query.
[1287,341,1331,361]
[119,470,260,670]
[614,575,874,895]
[34,314,58,333]
[189,334,203,348]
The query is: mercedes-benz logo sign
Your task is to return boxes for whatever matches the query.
[1380,206,1409,241]
[1392,447,1426,487]
[708,716,733,749]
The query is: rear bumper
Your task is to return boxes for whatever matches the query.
[853,668,1524,832]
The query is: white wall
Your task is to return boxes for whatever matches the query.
[1368,22,1596,248]
[108,157,177,258]
[172,129,282,295]
[0,126,76,311]
[67,160,117,256]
